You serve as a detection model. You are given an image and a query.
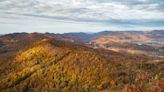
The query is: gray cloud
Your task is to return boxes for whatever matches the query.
[0,0,164,20]
[0,0,164,32]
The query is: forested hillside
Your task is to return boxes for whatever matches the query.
[0,33,163,92]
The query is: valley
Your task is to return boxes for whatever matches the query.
[0,30,163,92]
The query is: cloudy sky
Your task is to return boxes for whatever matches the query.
[0,0,164,34]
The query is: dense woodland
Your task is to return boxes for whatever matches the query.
[0,33,163,92]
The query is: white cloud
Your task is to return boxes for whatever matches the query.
[0,0,164,21]
[0,0,164,33]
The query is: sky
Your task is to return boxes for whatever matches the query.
[0,0,164,34]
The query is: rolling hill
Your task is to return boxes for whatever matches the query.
[0,32,163,92]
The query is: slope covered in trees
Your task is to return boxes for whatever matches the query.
[0,33,163,92]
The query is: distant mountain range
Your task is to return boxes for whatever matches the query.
[0,30,163,57]
[0,30,163,42]
[61,30,163,43]
[0,30,163,44]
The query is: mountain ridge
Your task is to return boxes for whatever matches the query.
[0,31,163,92]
